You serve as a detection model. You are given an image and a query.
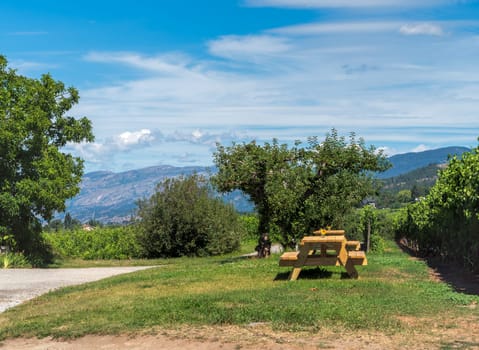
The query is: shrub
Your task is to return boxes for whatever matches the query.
[44,226,142,260]
[369,234,386,253]
[1,252,30,268]
[137,175,244,257]
[344,206,398,253]
[238,214,259,239]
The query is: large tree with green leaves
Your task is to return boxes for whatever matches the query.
[212,130,390,246]
[0,56,93,262]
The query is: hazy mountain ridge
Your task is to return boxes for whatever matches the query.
[63,146,471,223]
[381,163,447,192]
[379,146,470,178]
[64,165,212,223]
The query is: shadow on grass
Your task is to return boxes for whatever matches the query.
[219,253,257,265]
[274,267,348,281]
[440,340,479,349]
[398,240,479,296]
[425,258,479,296]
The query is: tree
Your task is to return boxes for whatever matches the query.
[212,130,390,247]
[212,139,303,236]
[396,189,412,204]
[137,174,244,257]
[44,219,64,232]
[87,218,103,228]
[0,56,93,262]
[63,212,81,230]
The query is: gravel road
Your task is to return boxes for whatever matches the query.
[0,266,155,313]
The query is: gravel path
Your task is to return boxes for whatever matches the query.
[0,266,155,313]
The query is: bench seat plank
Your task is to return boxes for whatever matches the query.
[345,240,361,251]
[279,251,299,260]
[347,250,367,265]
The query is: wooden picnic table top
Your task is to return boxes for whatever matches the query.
[301,235,345,243]
[313,229,345,235]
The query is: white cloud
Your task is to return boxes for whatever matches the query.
[117,129,154,149]
[412,144,432,153]
[208,35,291,59]
[84,52,199,78]
[166,129,246,147]
[66,129,158,163]
[245,0,449,8]
[9,59,55,74]
[73,13,479,171]
[192,129,203,139]
[270,21,401,35]
[66,128,249,171]
[399,23,444,36]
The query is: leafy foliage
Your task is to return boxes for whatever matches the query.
[137,174,244,257]
[44,212,82,232]
[397,143,479,271]
[344,206,398,253]
[212,130,390,246]
[1,252,30,268]
[238,214,259,239]
[44,226,142,260]
[0,56,93,263]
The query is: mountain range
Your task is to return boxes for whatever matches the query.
[377,146,470,178]
[62,146,471,223]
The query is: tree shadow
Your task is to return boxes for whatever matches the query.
[397,240,479,296]
[425,257,479,296]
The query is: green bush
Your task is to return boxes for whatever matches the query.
[370,234,386,253]
[344,206,399,253]
[137,175,244,257]
[44,226,142,260]
[1,252,30,268]
[238,214,259,239]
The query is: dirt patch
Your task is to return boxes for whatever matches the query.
[2,319,479,350]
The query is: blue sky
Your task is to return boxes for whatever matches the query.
[2,0,479,173]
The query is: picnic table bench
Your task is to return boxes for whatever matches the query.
[279,231,367,281]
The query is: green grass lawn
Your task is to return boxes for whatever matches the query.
[0,241,478,340]
[46,257,169,268]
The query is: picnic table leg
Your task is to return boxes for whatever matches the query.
[345,260,359,279]
[289,267,302,281]
[288,245,311,281]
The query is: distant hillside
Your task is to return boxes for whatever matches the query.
[61,146,472,223]
[62,165,253,223]
[381,163,444,192]
[378,146,470,178]
[375,163,448,208]
[63,165,210,223]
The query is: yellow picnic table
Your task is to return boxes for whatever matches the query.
[279,231,367,281]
